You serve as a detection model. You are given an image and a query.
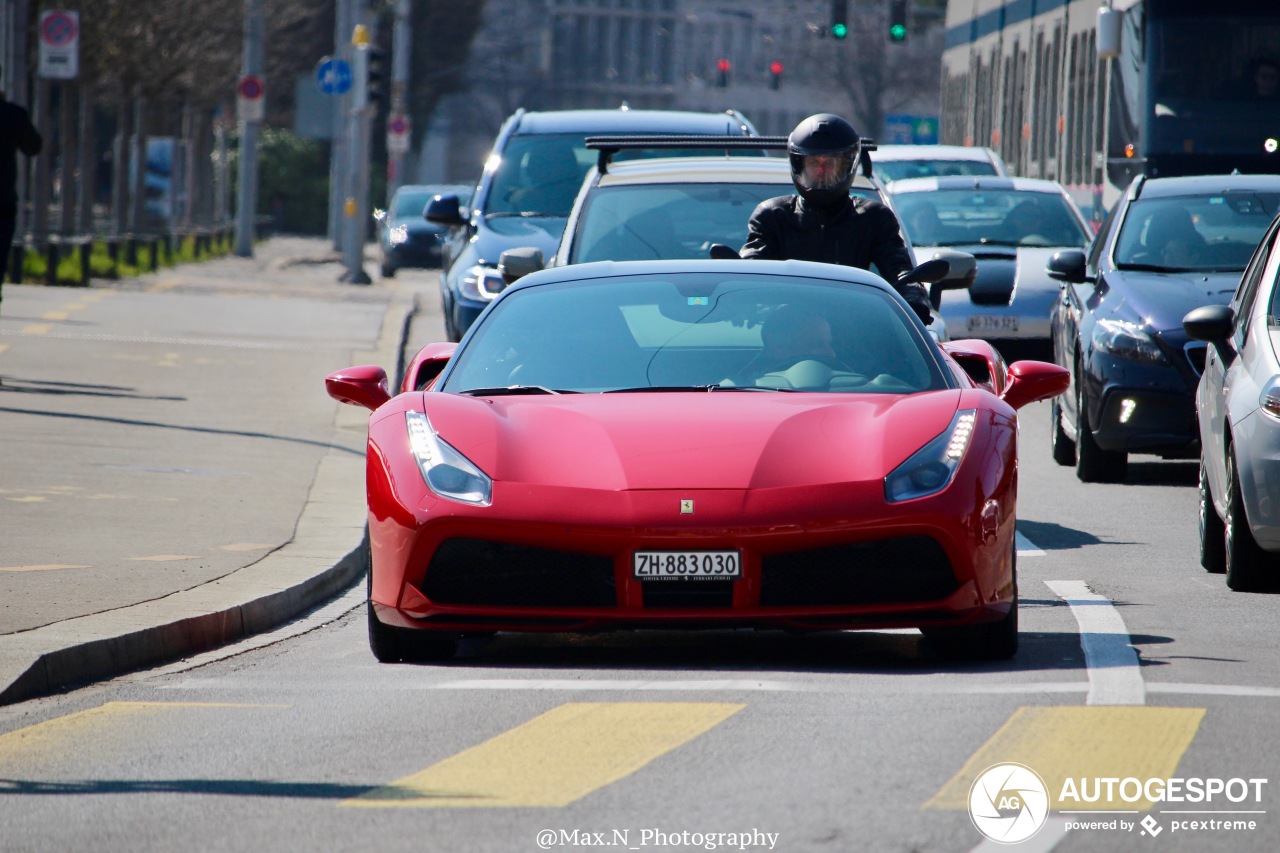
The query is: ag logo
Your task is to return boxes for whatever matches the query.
[968,762,1050,844]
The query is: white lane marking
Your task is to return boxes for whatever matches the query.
[1016,530,1046,556]
[968,815,1071,853]
[1044,580,1145,706]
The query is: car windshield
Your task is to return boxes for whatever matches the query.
[485,134,764,218]
[570,183,788,262]
[566,181,887,264]
[875,159,1000,182]
[893,188,1090,248]
[1114,193,1280,272]
[392,191,434,218]
[441,272,949,394]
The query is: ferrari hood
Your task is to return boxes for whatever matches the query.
[422,390,963,490]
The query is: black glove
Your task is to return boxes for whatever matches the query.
[912,301,934,326]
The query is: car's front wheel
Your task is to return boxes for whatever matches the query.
[367,548,459,662]
[1075,381,1127,483]
[1224,446,1273,591]
[924,543,1018,660]
[1199,457,1226,574]
[1050,396,1076,466]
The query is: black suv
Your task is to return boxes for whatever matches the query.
[426,107,758,341]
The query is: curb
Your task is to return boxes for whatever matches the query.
[0,281,415,705]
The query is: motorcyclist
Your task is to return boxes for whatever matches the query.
[739,113,933,325]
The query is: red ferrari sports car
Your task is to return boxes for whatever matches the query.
[326,259,1068,662]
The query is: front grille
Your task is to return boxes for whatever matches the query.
[422,538,616,607]
[642,580,735,609]
[1184,342,1207,376]
[760,536,958,607]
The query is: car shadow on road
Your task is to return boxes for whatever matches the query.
[432,622,1158,679]
[1122,460,1198,487]
[1017,519,1138,549]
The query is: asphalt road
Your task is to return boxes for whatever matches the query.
[3,348,1280,852]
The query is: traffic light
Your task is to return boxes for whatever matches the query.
[367,46,387,105]
[889,0,908,43]
[769,61,783,90]
[831,0,849,39]
[715,58,731,88]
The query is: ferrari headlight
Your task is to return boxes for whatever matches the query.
[460,265,507,302]
[884,409,977,502]
[1091,318,1168,364]
[405,411,492,505]
[388,225,409,245]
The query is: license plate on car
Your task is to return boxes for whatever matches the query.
[967,315,1019,333]
[633,551,741,581]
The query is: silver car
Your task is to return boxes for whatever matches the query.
[888,176,1093,360]
[1184,208,1280,591]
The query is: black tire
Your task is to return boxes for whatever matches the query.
[1224,447,1272,591]
[367,558,405,663]
[1050,396,1076,466]
[1199,457,1226,574]
[1075,381,1127,483]
[924,543,1018,660]
[366,546,459,662]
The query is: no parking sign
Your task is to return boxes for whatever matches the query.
[38,10,79,79]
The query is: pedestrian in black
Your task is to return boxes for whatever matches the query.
[1,62,44,307]
[739,113,933,325]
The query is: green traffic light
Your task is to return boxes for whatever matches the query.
[889,23,907,41]
[832,22,848,39]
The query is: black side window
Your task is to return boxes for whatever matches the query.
[1234,219,1280,341]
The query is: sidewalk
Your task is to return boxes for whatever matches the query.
[0,236,440,704]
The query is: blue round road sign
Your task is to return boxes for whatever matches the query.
[316,57,353,96]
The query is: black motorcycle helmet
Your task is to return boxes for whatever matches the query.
[788,113,861,209]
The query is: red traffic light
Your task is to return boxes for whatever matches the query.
[716,58,732,72]
[769,61,784,75]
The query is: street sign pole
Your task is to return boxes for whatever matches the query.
[234,0,265,258]
[387,0,412,203]
[342,17,374,284]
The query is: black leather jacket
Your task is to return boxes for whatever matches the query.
[740,194,931,322]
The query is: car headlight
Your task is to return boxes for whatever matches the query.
[405,411,492,505]
[1091,318,1168,364]
[460,265,507,302]
[388,225,409,245]
[1261,378,1280,421]
[884,409,977,502]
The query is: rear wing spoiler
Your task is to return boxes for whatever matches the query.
[584,134,878,178]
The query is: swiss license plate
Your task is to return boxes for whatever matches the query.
[967,315,1019,333]
[633,551,741,581]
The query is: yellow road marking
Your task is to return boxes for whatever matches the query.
[0,564,91,572]
[41,311,69,321]
[0,343,9,355]
[345,702,744,808]
[0,702,288,764]
[21,324,51,335]
[64,303,87,310]
[126,554,200,562]
[4,496,47,503]
[925,706,1205,810]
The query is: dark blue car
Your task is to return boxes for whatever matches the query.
[425,107,758,341]
[1047,173,1280,482]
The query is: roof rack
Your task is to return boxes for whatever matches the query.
[584,134,878,177]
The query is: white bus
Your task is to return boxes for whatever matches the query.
[941,1,1280,222]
